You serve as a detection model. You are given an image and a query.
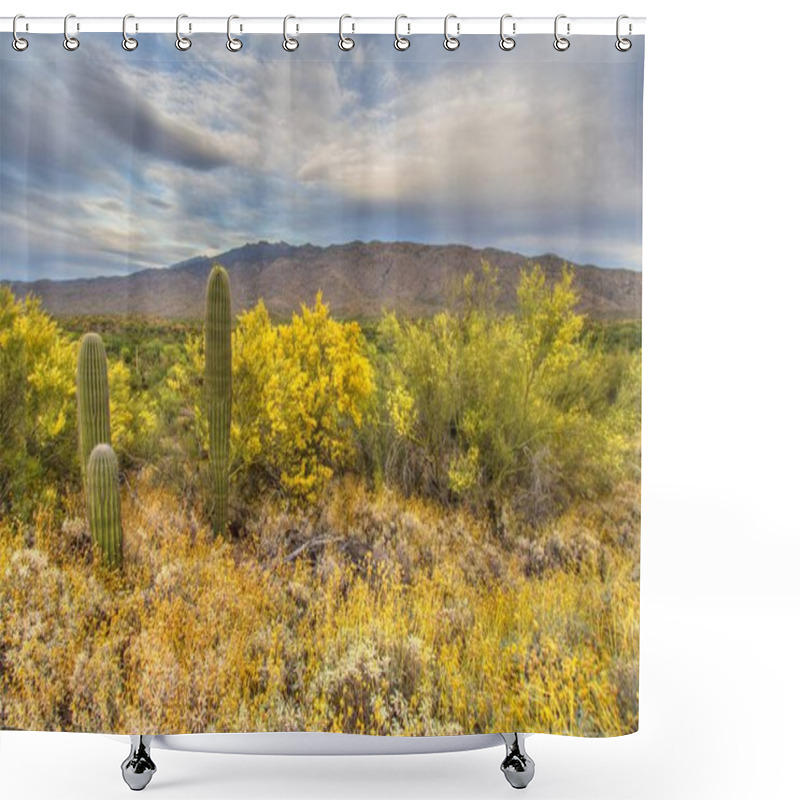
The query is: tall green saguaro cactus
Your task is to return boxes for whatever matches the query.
[86,443,123,569]
[205,264,232,536]
[77,332,111,477]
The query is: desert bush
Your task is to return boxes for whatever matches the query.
[169,293,374,506]
[235,294,373,502]
[374,263,640,517]
[0,479,638,735]
[583,318,642,352]
[61,315,202,393]
[107,358,158,467]
[0,289,156,523]
[0,288,78,519]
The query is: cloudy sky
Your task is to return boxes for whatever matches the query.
[0,33,643,282]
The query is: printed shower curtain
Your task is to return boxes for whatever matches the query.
[0,30,643,737]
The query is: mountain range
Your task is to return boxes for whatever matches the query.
[5,240,642,320]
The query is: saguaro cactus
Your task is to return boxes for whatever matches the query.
[86,443,123,569]
[77,332,111,476]
[205,264,232,536]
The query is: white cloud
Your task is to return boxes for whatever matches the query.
[0,34,643,279]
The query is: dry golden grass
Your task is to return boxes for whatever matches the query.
[0,477,638,736]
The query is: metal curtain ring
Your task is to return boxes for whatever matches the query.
[122,14,138,51]
[499,13,515,50]
[283,15,299,51]
[12,14,28,51]
[63,13,80,51]
[394,14,410,50]
[176,14,192,50]
[616,14,632,51]
[227,15,243,51]
[553,14,570,51]
[444,14,460,51]
[339,14,355,50]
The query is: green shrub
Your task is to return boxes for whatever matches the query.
[0,287,78,519]
[0,288,157,523]
[374,262,640,518]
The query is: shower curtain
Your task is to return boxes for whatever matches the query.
[0,29,643,737]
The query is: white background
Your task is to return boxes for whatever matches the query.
[2,1,799,798]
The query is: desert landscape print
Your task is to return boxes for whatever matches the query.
[0,34,642,736]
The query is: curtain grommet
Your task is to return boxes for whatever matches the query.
[499,14,516,51]
[63,13,80,51]
[394,15,410,50]
[338,14,355,51]
[615,15,632,51]
[227,15,243,52]
[122,14,138,51]
[176,14,192,51]
[283,15,299,51]
[553,14,570,51]
[443,14,460,51]
[12,14,29,51]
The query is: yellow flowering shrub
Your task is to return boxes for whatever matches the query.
[171,293,374,504]
[1,288,77,517]
[376,263,639,515]
[236,294,374,501]
[108,359,158,464]
[0,287,156,519]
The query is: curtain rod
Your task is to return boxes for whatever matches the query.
[0,16,646,36]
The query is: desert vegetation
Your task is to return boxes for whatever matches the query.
[0,259,640,736]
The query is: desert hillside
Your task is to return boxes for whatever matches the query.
[6,240,642,320]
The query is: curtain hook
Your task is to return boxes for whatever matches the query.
[553,14,570,51]
[122,14,138,51]
[283,15,299,51]
[63,13,80,51]
[227,15,243,51]
[394,14,410,50]
[444,13,460,51]
[175,14,192,50]
[339,14,355,50]
[12,14,28,51]
[616,14,632,51]
[499,14,515,51]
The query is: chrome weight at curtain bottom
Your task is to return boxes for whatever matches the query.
[120,733,536,791]
[5,13,636,53]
